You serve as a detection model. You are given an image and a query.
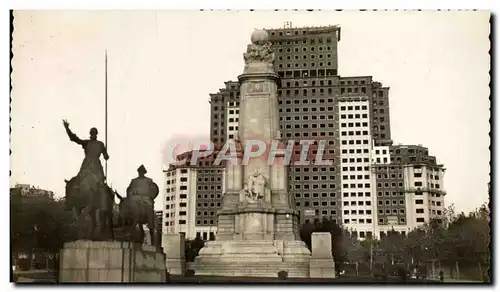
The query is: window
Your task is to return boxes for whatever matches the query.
[415,199,423,204]
[417,218,425,223]
[179,220,186,224]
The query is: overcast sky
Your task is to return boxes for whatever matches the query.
[11,10,490,212]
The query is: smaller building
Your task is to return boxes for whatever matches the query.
[11,184,55,199]
[162,151,221,241]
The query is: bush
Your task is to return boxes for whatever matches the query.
[278,270,288,280]
[185,269,195,277]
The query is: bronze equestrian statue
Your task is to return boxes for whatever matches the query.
[115,165,159,245]
[62,119,114,240]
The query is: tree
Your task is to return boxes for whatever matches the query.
[11,188,73,260]
[184,237,205,262]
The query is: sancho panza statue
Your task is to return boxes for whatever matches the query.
[115,165,159,245]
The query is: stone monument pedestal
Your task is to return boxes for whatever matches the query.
[189,239,311,277]
[309,232,336,278]
[162,234,186,276]
[59,240,166,283]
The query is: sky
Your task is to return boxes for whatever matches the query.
[10,10,490,212]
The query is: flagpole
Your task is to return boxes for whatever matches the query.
[105,50,108,181]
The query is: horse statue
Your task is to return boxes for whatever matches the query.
[114,165,159,246]
[64,177,115,240]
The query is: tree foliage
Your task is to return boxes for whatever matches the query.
[299,202,490,281]
[11,188,73,253]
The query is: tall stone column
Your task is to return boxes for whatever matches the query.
[191,30,311,278]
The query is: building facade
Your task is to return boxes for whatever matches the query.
[164,24,446,240]
[162,152,222,240]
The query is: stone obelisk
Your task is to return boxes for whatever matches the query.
[191,29,311,278]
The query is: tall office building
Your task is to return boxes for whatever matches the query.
[162,151,223,240]
[164,24,445,240]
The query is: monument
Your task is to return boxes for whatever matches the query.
[190,30,311,278]
[58,120,166,283]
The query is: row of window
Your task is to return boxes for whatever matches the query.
[340,113,369,119]
[294,192,337,198]
[197,185,222,191]
[379,200,405,206]
[342,149,371,155]
[197,202,221,208]
[165,194,187,201]
[340,105,369,111]
[291,175,336,181]
[280,115,335,122]
[343,209,373,215]
[279,88,334,96]
[340,122,370,128]
[342,201,372,206]
[378,191,404,197]
[342,192,371,197]
[282,132,336,139]
[378,217,407,224]
[342,174,371,180]
[165,202,187,209]
[280,105,335,112]
[341,130,369,136]
[196,219,215,225]
[292,166,335,172]
[414,182,441,188]
[297,201,338,207]
[415,173,441,180]
[377,182,404,188]
[374,157,389,164]
[278,61,335,69]
[279,97,335,104]
[341,156,371,163]
[378,209,405,215]
[292,183,336,190]
[197,211,216,216]
[277,46,333,53]
[197,194,222,199]
[270,31,333,43]
[197,177,222,182]
[343,183,371,189]
[340,87,368,94]
[164,220,187,226]
[283,79,336,87]
[343,218,373,224]
[278,69,337,79]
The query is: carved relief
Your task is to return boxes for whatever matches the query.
[242,169,266,203]
[243,42,275,65]
[247,81,267,94]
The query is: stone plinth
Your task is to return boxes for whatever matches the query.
[59,240,166,283]
[309,232,335,278]
[162,234,186,276]
[190,239,311,278]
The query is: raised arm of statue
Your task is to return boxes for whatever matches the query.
[62,119,84,146]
